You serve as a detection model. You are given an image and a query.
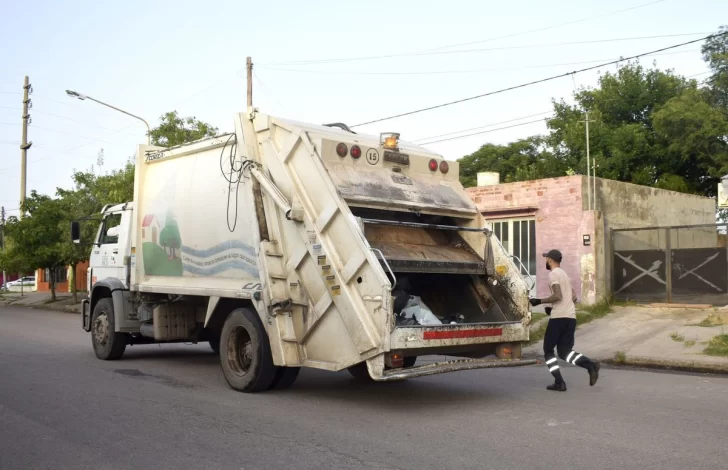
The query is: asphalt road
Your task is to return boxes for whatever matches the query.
[2,306,728,470]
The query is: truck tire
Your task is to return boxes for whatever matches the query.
[208,337,220,354]
[91,298,126,360]
[219,307,277,393]
[347,363,372,380]
[403,356,417,368]
[269,367,300,390]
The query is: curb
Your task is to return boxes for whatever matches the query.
[604,357,728,375]
[1,301,81,314]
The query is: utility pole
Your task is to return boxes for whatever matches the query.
[582,112,595,210]
[20,76,32,219]
[246,57,253,108]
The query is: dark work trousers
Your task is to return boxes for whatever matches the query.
[543,318,593,384]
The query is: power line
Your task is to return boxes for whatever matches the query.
[351,32,728,128]
[259,49,699,76]
[423,0,667,52]
[253,72,291,114]
[261,31,706,66]
[412,111,553,142]
[418,118,550,145]
[260,0,667,66]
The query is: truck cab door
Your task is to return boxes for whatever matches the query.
[90,212,128,287]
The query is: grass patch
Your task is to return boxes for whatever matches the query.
[684,340,696,348]
[527,322,549,345]
[575,298,614,326]
[531,312,547,324]
[614,351,627,364]
[696,313,728,328]
[704,335,728,357]
[670,332,685,342]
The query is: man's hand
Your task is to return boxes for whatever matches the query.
[545,307,552,316]
[529,298,541,307]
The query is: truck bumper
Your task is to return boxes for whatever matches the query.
[375,357,539,381]
[391,321,527,349]
[81,299,91,332]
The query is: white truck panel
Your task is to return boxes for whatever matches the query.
[131,136,261,298]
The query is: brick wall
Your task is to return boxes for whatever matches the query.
[467,176,588,300]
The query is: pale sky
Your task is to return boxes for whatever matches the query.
[0,0,724,218]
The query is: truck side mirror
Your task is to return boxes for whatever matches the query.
[71,221,81,244]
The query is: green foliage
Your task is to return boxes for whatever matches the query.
[459,136,566,187]
[150,111,218,147]
[1,192,67,299]
[704,334,728,357]
[701,26,728,116]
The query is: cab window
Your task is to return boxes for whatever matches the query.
[99,214,122,245]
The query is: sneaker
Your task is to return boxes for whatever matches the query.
[589,362,600,386]
[546,382,567,392]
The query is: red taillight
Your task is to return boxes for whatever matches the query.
[336,143,348,157]
[428,159,438,171]
[439,160,449,174]
[351,145,361,159]
[423,328,502,340]
[390,353,403,368]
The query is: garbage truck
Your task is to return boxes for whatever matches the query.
[72,108,537,393]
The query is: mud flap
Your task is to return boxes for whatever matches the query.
[81,299,91,332]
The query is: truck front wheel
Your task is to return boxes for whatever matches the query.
[219,307,277,393]
[91,298,127,360]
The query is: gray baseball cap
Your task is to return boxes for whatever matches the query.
[542,249,562,263]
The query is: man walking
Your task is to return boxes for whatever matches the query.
[530,249,600,391]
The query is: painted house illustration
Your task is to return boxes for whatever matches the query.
[141,215,161,245]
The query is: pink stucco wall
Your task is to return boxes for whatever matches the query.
[467,176,593,300]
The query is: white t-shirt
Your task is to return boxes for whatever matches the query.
[548,267,576,319]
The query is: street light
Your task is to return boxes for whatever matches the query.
[65,89,151,145]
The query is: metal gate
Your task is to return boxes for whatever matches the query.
[611,224,728,305]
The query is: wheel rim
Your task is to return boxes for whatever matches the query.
[227,326,253,377]
[93,313,110,347]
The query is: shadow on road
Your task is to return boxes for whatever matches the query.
[108,345,529,409]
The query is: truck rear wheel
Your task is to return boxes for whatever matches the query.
[347,363,372,380]
[269,367,300,390]
[219,307,277,393]
[91,298,126,360]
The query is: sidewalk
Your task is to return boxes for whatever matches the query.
[524,305,728,373]
[0,291,83,313]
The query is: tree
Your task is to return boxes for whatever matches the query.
[2,192,67,301]
[55,160,136,302]
[150,111,218,147]
[459,136,566,187]
[701,26,728,116]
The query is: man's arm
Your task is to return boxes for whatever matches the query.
[540,283,563,304]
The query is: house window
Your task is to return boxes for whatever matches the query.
[491,218,537,277]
